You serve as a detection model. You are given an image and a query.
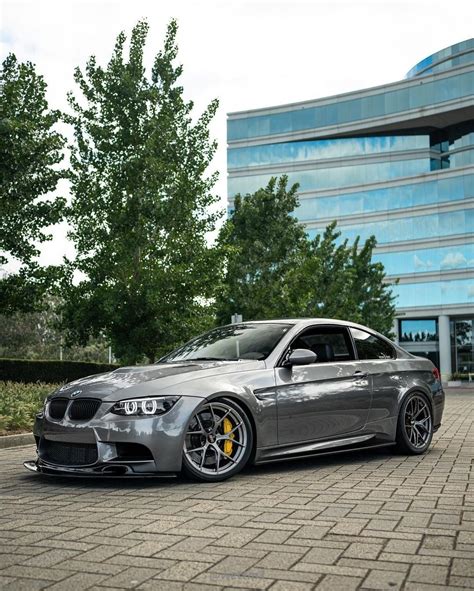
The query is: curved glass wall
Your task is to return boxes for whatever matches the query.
[373,244,474,276]
[393,278,474,308]
[228,136,428,169]
[228,71,474,141]
[294,173,473,222]
[307,208,474,245]
[228,159,430,196]
[406,39,474,78]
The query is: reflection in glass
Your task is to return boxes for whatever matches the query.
[307,209,474,245]
[393,279,474,308]
[399,319,438,342]
[228,71,474,141]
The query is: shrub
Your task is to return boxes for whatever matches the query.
[0,381,58,433]
[0,358,119,384]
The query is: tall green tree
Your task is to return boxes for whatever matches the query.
[216,176,307,324]
[286,222,397,336]
[0,54,65,313]
[219,177,397,336]
[61,19,220,363]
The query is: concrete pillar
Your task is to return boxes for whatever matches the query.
[438,315,452,382]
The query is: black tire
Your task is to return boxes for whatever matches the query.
[182,397,253,482]
[395,392,433,455]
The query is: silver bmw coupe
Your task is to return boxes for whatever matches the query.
[25,319,445,482]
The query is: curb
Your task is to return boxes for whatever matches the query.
[0,433,35,449]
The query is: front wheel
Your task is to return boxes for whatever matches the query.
[182,398,253,482]
[395,392,433,454]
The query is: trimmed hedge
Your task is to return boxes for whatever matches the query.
[0,358,120,384]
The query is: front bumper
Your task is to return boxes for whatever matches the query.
[27,395,202,477]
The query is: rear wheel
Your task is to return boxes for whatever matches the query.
[182,398,253,482]
[395,392,433,454]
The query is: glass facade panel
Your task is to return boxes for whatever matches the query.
[406,39,474,78]
[373,243,474,276]
[293,173,473,221]
[228,158,430,196]
[392,278,474,308]
[228,136,428,169]
[399,319,438,342]
[228,71,474,141]
[452,318,474,374]
[307,209,474,245]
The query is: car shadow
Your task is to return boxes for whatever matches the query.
[18,445,396,490]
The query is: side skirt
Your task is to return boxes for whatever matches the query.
[255,434,395,465]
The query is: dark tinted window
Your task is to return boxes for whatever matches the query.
[291,326,354,363]
[351,328,395,360]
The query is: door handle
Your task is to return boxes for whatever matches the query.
[353,371,368,379]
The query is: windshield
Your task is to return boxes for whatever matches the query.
[159,323,292,363]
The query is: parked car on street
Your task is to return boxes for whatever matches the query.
[25,319,445,481]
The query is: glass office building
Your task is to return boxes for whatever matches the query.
[227,39,474,380]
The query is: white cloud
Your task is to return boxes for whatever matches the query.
[440,251,467,269]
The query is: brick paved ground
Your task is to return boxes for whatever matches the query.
[0,390,473,590]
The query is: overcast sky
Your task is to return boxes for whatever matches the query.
[1,0,473,267]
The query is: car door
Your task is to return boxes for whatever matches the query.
[349,327,400,421]
[275,324,373,445]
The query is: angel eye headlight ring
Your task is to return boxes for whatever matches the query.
[111,396,180,417]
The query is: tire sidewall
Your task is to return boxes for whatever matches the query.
[397,392,433,454]
[182,397,253,482]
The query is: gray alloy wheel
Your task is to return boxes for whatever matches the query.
[182,399,253,482]
[396,392,433,454]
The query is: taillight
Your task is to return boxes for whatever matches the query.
[432,367,441,382]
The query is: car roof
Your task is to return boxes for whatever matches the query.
[233,318,366,329]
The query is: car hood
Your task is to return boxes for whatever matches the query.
[53,360,263,400]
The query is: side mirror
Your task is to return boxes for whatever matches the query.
[284,348,317,367]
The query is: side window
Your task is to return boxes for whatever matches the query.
[291,326,355,363]
[350,328,395,360]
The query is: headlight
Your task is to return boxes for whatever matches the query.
[110,396,180,417]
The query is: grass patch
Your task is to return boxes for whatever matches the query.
[0,381,59,434]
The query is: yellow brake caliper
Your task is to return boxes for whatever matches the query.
[223,417,234,455]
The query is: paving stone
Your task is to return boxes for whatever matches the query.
[269,581,315,591]
[361,569,406,589]
[343,542,383,560]
[384,539,420,554]
[157,561,210,582]
[100,567,159,588]
[255,551,302,569]
[301,546,343,564]
[315,574,362,590]
[408,564,448,585]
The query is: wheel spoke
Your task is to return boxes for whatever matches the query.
[209,403,217,428]
[186,445,205,454]
[226,422,243,436]
[219,436,244,448]
[215,408,231,427]
[214,445,237,464]
[199,444,208,468]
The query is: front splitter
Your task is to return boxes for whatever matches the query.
[23,460,177,479]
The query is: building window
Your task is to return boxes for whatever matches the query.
[452,318,474,376]
[399,319,438,342]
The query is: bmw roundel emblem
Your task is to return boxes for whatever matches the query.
[71,390,82,398]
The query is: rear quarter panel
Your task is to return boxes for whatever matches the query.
[368,357,444,433]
